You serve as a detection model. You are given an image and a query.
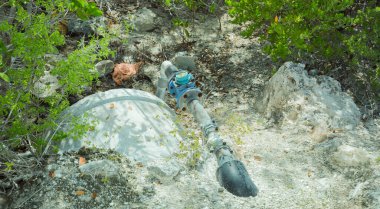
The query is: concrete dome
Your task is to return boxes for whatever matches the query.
[59,89,182,163]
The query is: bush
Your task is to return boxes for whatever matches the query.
[226,0,379,100]
[0,0,113,165]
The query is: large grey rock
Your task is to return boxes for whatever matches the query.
[33,71,60,98]
[257,62,360,132]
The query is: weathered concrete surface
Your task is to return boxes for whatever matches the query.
[59,89,182,164]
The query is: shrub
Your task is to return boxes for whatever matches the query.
[0,0,113,158]
[226,0,379,100]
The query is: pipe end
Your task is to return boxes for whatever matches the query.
[216,160,258,197]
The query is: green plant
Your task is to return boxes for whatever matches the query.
[70,0,103,19]
[226,0,379,99]
[172,17,191,41]
[176,129,204,168]
[101,176,110,184]
[222,113,253,145]
[163,0,219,13]
[0,0,113,156]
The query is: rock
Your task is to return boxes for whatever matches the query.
[54,169,64,178]
[33,71,60,98]
[122,56,134,63]
[44,54,64,65]
[147,158,183,184]
[140,64,159,86]
[172,55,197,71]
[332,145,370,167]
[67,16,107,35]
[78,194,92,202]
[257,62,360,132]
[94,60,114,77]
[132,8,160,32]
[79,160,120,179]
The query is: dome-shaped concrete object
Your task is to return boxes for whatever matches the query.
[59,89,181,163]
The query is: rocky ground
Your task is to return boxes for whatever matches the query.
[3,0,380,208]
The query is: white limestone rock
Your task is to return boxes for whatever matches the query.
[33,71,60,98]
[257,62,360,132]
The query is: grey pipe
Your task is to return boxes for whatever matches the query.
[156,61,179,100]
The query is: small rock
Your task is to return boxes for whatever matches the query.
[122,56,134,63]
[78,194,92,202]
[132,8,160,32]
[33,71,60,98]
[54,169,64,178]
[308,69,318,76]
[332,145,370,167]
[79,160,120,178]
[44,54,64,65]
[172,56,196,71]
[94,60,114,77]
[140,65,159,86]
[147,158,183,184]
[68,16,107,35]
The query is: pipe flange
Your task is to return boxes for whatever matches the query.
[202,123,217,137]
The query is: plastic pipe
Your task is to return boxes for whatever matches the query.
[156,61,258,197]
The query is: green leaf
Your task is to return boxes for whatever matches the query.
[209,3,216,13]
[4,162,14,171]
[0,72,10,82]
[87,4,103,17]
[164,0,171,7]
[76,10,89,19]
[72,0,87,8]
[0,40,6,54]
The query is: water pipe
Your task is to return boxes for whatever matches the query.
[156,61,258,197]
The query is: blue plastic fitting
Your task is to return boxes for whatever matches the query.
[175,71,192,85]
[168,71,200,109]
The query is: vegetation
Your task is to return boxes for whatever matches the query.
[1,0,379,197]
[162,0,379,103]
[226,0,379,101]
[0,0,114,190]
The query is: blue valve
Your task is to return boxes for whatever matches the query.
[175,71,192,85]
[168,71,201,109]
